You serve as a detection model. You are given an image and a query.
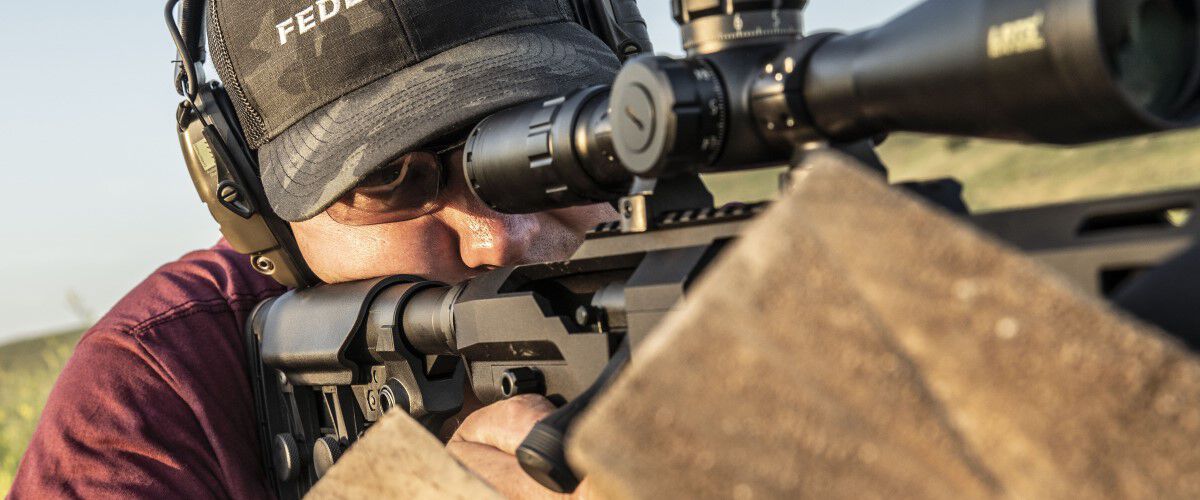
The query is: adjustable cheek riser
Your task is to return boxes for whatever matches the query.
[177,95,314,289]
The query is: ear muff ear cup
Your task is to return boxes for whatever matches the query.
[570,0,654,59]
[170,0,319,289]
[177,82,322,289]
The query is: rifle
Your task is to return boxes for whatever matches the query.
[245,0,1200,496]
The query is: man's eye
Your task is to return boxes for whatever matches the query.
[359,164,405,189]
[328,150,443,224]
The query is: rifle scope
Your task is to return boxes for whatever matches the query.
[464,0,1200,214]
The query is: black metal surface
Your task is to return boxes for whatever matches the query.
[1115,241,1200,348]
[363,284,466,430]
[972,188,1200,295]
[609,55,729,177]
[649,0,1200,175]
[260,277,401,386]
[801,0,1200,144]
[250,278,467,499]
[247,300,324,500]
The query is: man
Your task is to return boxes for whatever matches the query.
[12,0,624,497]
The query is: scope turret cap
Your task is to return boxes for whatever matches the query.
[207,0,621,221]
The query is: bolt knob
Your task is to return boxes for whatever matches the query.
[500,367,545,399]
[575,305,596,326]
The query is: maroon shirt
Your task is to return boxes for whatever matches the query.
[11,241,286,499]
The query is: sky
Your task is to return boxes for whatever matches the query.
[0,0,919,344]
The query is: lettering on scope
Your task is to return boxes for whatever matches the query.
[987,11,1047,59]
[276,0,367,46]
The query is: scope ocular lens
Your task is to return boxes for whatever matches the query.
[1102,0,1199,118]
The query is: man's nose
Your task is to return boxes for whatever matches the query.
[435,176,541,270]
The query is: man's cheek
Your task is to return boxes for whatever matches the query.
[292,216,462,283]
[550,203,619,233]
[521,212,600,263]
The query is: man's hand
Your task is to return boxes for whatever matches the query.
[447,394,591,499]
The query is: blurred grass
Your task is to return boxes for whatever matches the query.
[1,128,1199,495]
[702,129,1200,211]
[879,130,1200,212]
[0,329,83,495]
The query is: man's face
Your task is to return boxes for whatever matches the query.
[290,148,618,284]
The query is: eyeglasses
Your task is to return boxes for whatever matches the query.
[325,141,463,226]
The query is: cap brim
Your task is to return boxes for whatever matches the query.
[257,21,621,222]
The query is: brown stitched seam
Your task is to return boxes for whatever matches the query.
[126,303,235,337]
[124,290,282,337]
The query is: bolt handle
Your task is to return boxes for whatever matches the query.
[516,419,578,493]
[516,340,632,493]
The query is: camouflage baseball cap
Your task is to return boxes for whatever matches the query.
[206,0,620,221]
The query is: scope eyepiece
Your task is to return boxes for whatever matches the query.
[463,86,631,214]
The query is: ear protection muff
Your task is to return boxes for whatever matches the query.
[168,0,320,289]
[165,0,651,290]
[570,0,654,59]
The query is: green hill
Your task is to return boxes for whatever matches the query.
[0,328,84,494]
[1,128,1199,494]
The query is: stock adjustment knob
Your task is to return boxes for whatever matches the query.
[610,55,727,178]
[272,433,301,483]
[312,436,343,478]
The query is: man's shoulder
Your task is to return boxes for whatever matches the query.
[11,241,284,497]
[93,240,287,341]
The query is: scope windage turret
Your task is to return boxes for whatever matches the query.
[793,0,1200,145]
